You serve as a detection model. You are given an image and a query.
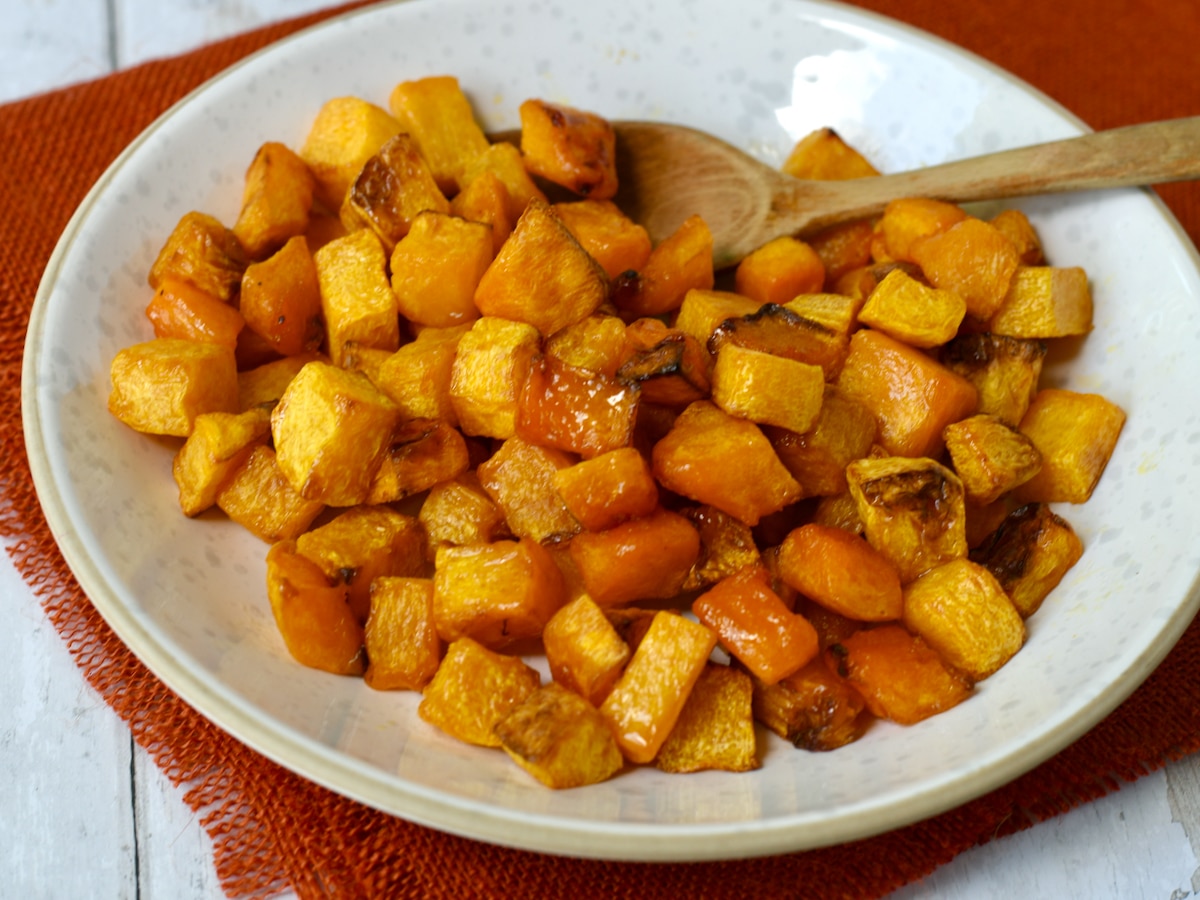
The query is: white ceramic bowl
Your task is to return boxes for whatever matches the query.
[23,0,1200,861]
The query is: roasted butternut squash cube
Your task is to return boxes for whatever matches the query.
[518,358,639,459]
[943,413,1043,506]
[655,663,759,773]
[450,169,513,253]
[810,491,864,534]
[144,277,246,349]
[542,596,632,706]
[554,199,652,278]
[374,324,468,426]
[734,236,826,306]
[751,655,867,751]
[568,507,700,607]
[836,329,978,458]
[461,141,548,222]
[877,197,968,262]
[674,288,760,347]
[518,99,618,200]
[783,292,863,344]
[448,316,541,439]
[693,565,818,686]
[239,235,323,356]
[970,502,1085,618]
[808,219,876,286]
[680,505,762,592]
[474,200,609,337]
[390,210,492,328]
[237,352,323,411]
[614,214,714,318]
[270,360,399,506]
[1015,389,1126,504]
[233,141,316,260]
[476,436,580,543]
[313,228,400,366]
[598,610,718,764]
[776,523,904,621]
[652,400,802,526]
[108,339,239,437]
[418,637,541,747]
[782,127,880,181]
[148,211,248,302]
[766,386,878,497]
[172,406,272,516]
[857,268,966,348]
[708,302,848,380]
[217,445,324,542]
[364,576,441,691]
[298,96,403,211]
[544,313,628,378]
[964,497,1014,550]
[496,682,625,788]
[902,558,1025,680]
[419,472,509,559]
[387,74,490,196]
[829,625,972,725]
[846,455,968,584]
[711,344,825,435]
[265,540,364,675]
[551,447,659,533]
[432,538,566,649]
[987,266,1094,338]
[366,417,471,505]
[295,506,426,623]
[990,208,1045,265]
[910,217,1021,321]
[341,133,451,253]
[940,332,1046,427]
[615,317,712,406]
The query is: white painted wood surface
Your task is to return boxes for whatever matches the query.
[3,2,1199,897]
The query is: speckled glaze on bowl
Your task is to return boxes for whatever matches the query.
[22,0,1200,861]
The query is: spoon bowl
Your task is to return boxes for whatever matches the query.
[604,117,1200,267]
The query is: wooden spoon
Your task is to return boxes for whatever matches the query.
[601,117,1200,268]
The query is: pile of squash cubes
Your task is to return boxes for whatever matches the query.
[107,75,1125,788]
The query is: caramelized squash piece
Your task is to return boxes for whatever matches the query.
[390,210,492,328]
[341,133,451,252]
[568,507,701,608]
[829,624,972,725]
[877,197,967,262]
[652,400,803,526]
[808,219,876,286]
[552,447,659,532]
[108,339,239,437]
[836,329,978,458]
[599,611,718,764]
[544,313,629,378]
[172,406,272,517]
[692,565,818,686]
[432,538,566,649]
[542,596,632,706]
[846,455,968,584]
[554,199,652,278]
[474,199,609,337]
[902,558,1025,680]
[233,141,316,260]
[987,266,1094,338]
[265,540,364,676]
[766,385,878,497]
[217,445,324,543]
[970,502,1085,618]
[374,324,469,426]
[943,413,1043,506]
[517,358,640,458]
[366,417,471,504]
[614,214,714,318]
[857,267,965,348]
[776,523,903,621]
[298,95,403,210]
[387,74,490,196]
[681,504,762,592]
[519,99,618,199]
[734,236,825,306]
[419,472,510,560]
[940,332,1046,427]
[239,235,323,356]
[148,211,248,302]
[655,663,759,773]
[461,141,548,222]
[616,317,712,406]
[709,302,848,380]
[448,316,541,439]
[710,344,825,436]
[910,217,1021,321]
[1015,389,1126,504]
[497,683,625,788]
[364,576,441,691]
[782,127,880,181]
[451,169,514,253]
[418,637,541,747]
[313,228,400,366]
[476,436,580,543]
[751,655,866,751]
[145,277,245,349]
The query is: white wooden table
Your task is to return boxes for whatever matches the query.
[3,2,1199,897]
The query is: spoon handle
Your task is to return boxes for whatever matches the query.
[788,116,1200,233]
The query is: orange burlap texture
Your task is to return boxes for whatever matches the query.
[2,0,1199,897]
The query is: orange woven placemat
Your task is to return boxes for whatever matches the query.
[2,1,1199,897]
